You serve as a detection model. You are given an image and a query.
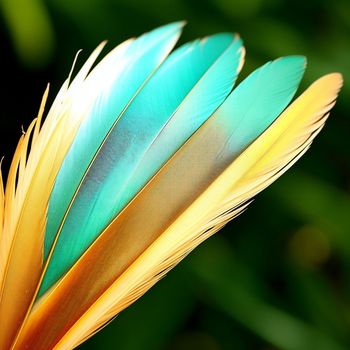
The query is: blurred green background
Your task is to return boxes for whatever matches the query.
[0,0,349,349]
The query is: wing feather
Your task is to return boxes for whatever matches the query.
[39,33,244,296]
[53,73,341,350]
[14,57,308,350]
[0,38,141,349]
[0,160,4,243]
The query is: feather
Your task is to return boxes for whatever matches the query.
[52,73,342,350]
[44,22,184,264]
[0,23,342,350]
[0,23,183,349]
[40,32,245,297]
[14,56,309,349]
[0,160,4,240]
[0,42,107,348]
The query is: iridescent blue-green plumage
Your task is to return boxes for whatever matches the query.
[41,28,244,295]
[41,44,305,296]
[213,56,306,155]
[44,23,183,261]
[0,22,342,350]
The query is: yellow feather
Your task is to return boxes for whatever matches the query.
[0,160,4,243]
[56,73,343,349]
[14,73,342,350]
[0,43,109,349]
[7,31,186,348]
[0,134,25,289]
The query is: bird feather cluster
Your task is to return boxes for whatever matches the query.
[0,22,342,349]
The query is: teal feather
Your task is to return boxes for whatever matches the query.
[0,21,343,350]
[110,57,308,254]
[119,57,307,214]
[40,32,244,296]
[44,23,183,261]
[115,34,244,223]
[213,56,306,157]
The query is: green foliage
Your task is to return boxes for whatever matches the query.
[1,0,349,348]
[0,0,54,67]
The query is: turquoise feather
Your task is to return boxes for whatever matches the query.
[182,56,307,185]
[213,56,306,157]
[44,23,183,261]
[113,34,244,224]
[0,20,342,350]
[40,32,244,296]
